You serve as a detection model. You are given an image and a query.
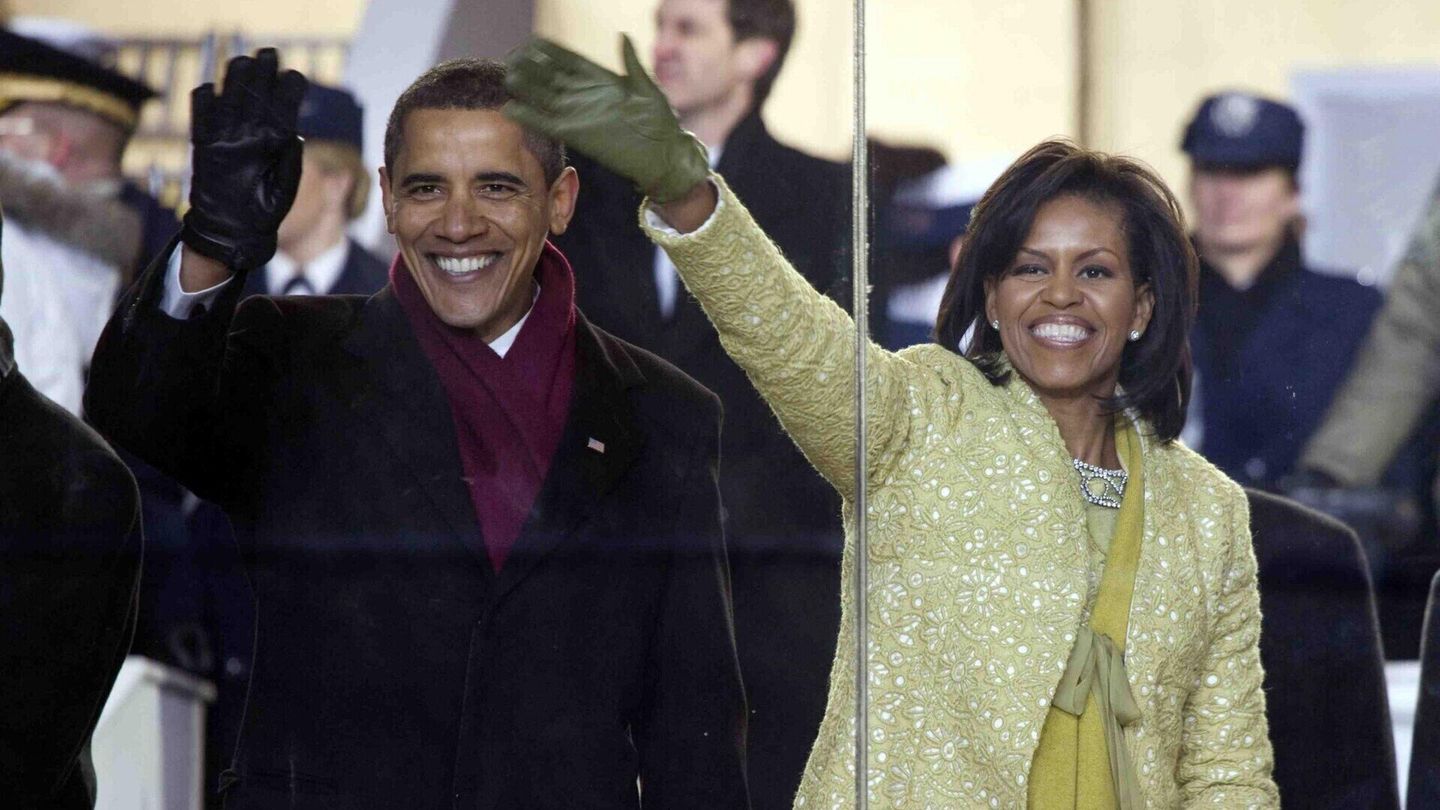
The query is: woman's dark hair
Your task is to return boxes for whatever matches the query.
[933,139,1198,442]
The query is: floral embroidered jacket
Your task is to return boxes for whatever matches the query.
[642,177,1280,809]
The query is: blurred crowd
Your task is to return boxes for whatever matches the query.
[1,0,1439,807]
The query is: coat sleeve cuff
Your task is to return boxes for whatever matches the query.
[159,243,233,320]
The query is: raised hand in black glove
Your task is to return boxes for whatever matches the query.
[181,48,307,271]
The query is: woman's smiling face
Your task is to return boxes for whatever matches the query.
[984,194,1154,405]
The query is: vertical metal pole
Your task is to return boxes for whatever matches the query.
[850,0,869,806]
[1076,0,1093,145]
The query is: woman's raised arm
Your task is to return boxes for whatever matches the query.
[505,35,921,493]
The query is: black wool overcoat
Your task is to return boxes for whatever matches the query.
[85,241,749,810]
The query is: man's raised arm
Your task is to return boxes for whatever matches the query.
[84,49,306,505]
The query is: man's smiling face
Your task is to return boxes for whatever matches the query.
[380,107,577,341]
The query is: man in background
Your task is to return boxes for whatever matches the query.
[0,27,160,414]
[1,18,178,278]
[552,3,849,804]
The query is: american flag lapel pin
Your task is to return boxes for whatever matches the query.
[587,437,606,454]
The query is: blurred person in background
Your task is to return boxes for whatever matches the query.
[551,1,850,805]
[867,141,953,350]
[871,152,1008,351]
[0,207,143,810]
[3,18,179,279]
[0,27,157,414]
[1301,172,1440,523]
[238,82,386,299]
[1181,91,1388,489]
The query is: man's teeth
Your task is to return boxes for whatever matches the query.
[1031,323,1090,343]
[434,254,498,275]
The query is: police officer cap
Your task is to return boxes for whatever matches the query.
[297,83,364,152]
[0,28,156,133]
[1181,91,1304,171]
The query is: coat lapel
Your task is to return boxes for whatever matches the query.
[341,288,492,569]
[492,315,644,601]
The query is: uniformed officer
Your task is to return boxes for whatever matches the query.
[237,82,387,300]
[0,27,164,413]
[1182,91,1382,488]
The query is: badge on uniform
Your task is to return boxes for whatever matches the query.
[1211,93,1261,139]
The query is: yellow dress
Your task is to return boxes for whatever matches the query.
[1029,425,1144,810]
[642,176,1279,809]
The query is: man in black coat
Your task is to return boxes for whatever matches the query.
[0,209,142,808]
[85,51,747,808]
[551,2,848,805]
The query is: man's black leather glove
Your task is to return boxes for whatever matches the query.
[180,48,307,271]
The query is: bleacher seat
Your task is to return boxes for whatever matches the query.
[1409,569,1440,808]
[1247,488,1400,809]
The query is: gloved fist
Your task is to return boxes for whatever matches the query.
[181,48,307,271]
[504,36,709,204]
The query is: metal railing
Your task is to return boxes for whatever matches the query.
[112,34,351,210]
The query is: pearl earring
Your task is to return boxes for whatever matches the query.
[1129,330,1142,342]
[991,320,1000,330]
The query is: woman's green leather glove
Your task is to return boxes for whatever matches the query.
[504,35,710,203]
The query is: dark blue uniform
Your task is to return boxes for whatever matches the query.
[1192,237,1381,486]
[118,181,180,276]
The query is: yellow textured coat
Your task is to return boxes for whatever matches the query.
[642,177,1279,809]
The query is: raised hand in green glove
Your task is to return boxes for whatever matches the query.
[504,35,710,204]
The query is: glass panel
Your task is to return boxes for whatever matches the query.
[528,2,862,809]
[34,0,1440,804]
[5,0,860,804]
[857,2,1440,808]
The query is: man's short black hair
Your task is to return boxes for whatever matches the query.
[383,58,566,185]
[727,0,795,109]
[935,140,1199,443]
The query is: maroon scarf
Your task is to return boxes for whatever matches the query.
[392,242,578,571]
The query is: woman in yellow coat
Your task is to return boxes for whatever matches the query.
[506,38,1279,809]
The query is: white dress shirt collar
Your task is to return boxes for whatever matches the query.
[267,237,350,295]
[487,283,542,358]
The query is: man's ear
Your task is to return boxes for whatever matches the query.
[734,37,779,84]
[547,166,580,236]
[378,166,395,234]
